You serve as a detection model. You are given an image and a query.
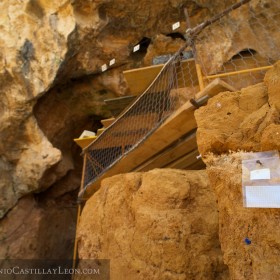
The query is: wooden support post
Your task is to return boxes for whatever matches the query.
[195,63,205,91]
[72,204,81,274]
[72,154,87,273]
[79,155,87,193]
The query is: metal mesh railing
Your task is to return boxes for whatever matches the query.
[193,0,280,90]
[82,52,197,190]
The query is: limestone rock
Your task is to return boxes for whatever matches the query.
[144,34,186,66]
[195,62,280,156]
[194,0,280,75]
[0,0,75,217]
[77,169,229,280]
[0,116,62,218]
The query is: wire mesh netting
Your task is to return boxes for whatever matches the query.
[193,0,280,90]
[82,52,199,191]
[81,0,280,196]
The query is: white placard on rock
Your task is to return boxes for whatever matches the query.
[133,44,140,52]
[101,64,107,72]
[109,59,116,66]
[245,185,280,208]
[172,22,180,30]
[250,168,271,180]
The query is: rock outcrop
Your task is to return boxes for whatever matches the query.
[77,169,229,280]
[0,0,75,218]
[195,62,280,279]
[195,61,280,155]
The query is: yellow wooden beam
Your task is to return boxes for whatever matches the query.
[72,204,81,272]
[204,65,273,80]
[195,63,205,91]
[195,78,236,100]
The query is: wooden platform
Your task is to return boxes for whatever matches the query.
[123,58,198,96]
[101,118,115,128]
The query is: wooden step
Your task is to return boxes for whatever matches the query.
[80,100,198,199]
[97,128,105,136]
[74,136,97,149]
[86,113,159,149]
[101,118,115,128]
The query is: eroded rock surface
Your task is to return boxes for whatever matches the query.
[203,153,280,280]
[77,169,229,280]
[0,0,75,218]
[195,62,280,279]
[195,61,280,156]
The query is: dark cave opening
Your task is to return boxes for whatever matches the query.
[166,32,186,41]
[131,37,151,57]
[231,48,257,60]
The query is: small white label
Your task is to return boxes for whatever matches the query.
[172,22,180,30]
[250,168,271,180]
[101,64,107,72]
[109,59,115,66]
[133,44,140,52]
[245,185,280,208]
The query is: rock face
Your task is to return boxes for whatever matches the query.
[1,0,280,261]
[195,62,280,279]
[195,61,280,156]
[77,169,229,280]
[0,194,77,259]
[0,0,76,218]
